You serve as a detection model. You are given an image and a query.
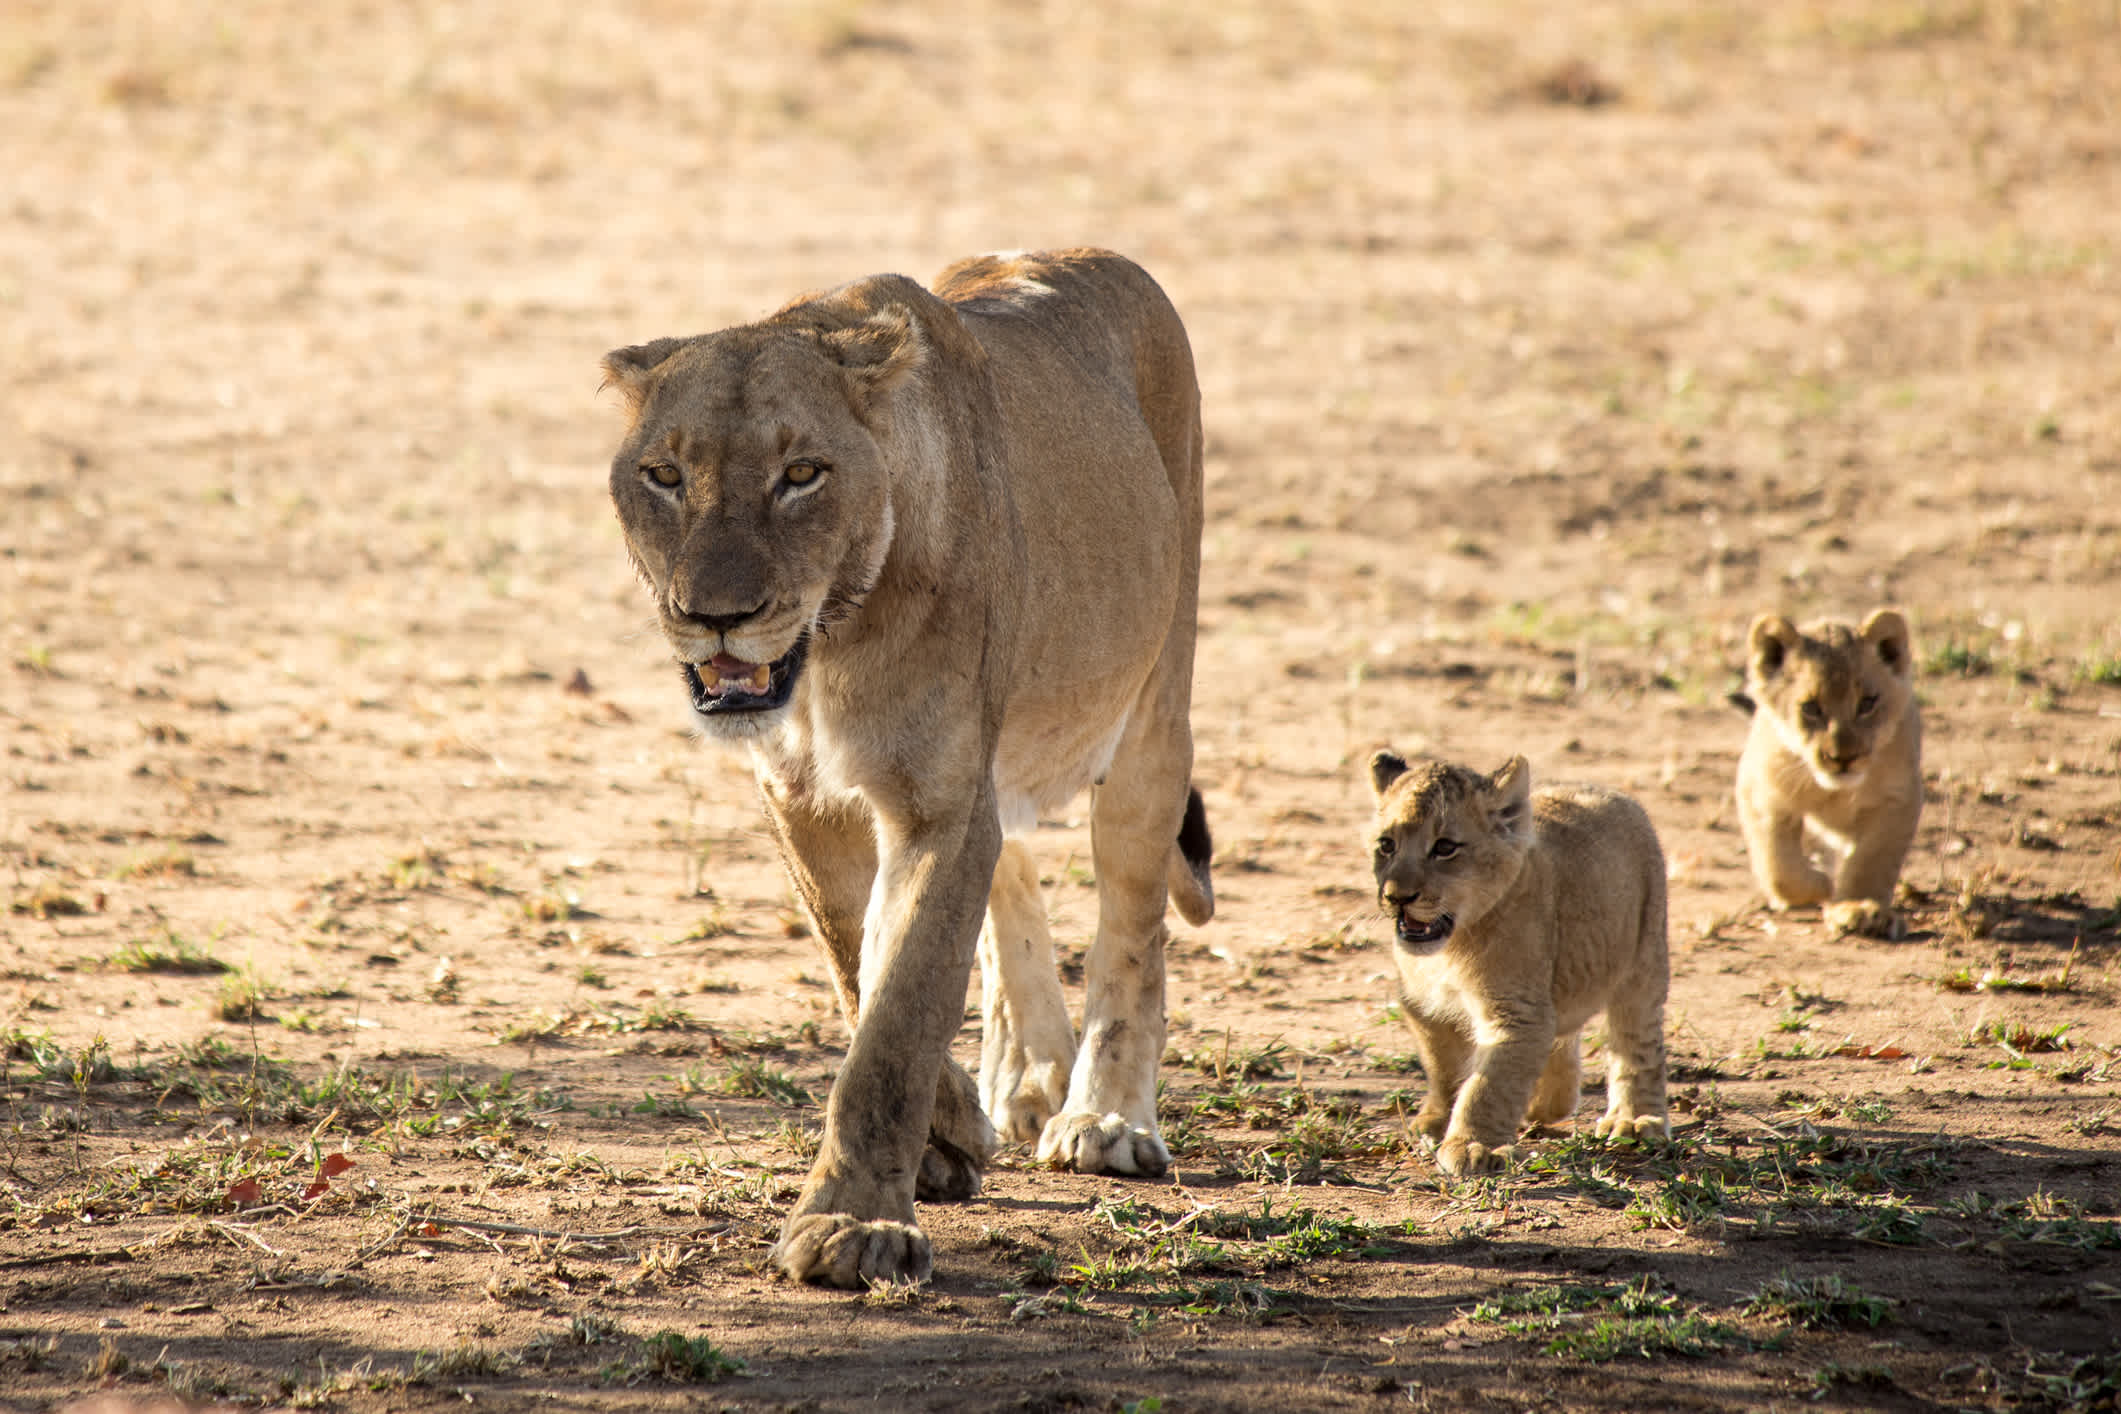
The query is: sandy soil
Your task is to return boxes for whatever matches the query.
[4,2,2120,1410]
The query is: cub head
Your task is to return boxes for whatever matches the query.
[601,287,926,738]
[1367,752,1535,956]
[1745,608,1914,790]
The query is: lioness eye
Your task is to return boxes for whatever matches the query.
[1375,837,1396,858]
[783,460,827,488]
[1799,700,1824,727]
[1856,693,1879,716]
[1430,838,1459,860]
[644,463,681,489]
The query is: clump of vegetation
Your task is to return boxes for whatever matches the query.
[11,881,89,919]
[709,1058,812,1107]
[1743,1272,1895,1329]
[1472,1274,1758,1362]
[213,968,271,1022]
[109,932,228,974]
[605,1331,745,1384]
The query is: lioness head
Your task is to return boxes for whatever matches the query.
[1745,608,1913,790]
[1367,753,1534,955]
[601,290,926,738]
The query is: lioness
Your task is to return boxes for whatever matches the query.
[1368,752,1669,1176]
[600,250,1213,1287]
[1734,608,1922,939]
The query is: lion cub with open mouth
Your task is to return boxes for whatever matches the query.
[1367,752,1670,1175]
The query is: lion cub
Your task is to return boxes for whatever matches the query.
[1368,752,1669,1176]
[1734,608,1921,940]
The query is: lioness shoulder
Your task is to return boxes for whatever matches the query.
[1367,752,1669,1176]
[1734,607,1921,940]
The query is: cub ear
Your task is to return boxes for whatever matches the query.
[1368,749,1410,799]
[1748,613,1799,679]
[1862,608,1912,676]
[821,304,926,411]
[1487,755,1533,842]
[600,337,690,415]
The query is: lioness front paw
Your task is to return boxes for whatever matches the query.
[1436,1135,1515,1176]
[771,1213,932,1289]
[1824,899,1905,941]
[1593,1112,1670,1142]
[1035,1110,1170,1177]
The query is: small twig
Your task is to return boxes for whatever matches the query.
[410,1214,652,1242]
[0,1246,135,1272]
[208,1220,285,1256]
[349,1212,416,1267]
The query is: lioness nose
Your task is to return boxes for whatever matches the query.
[676,603,766,634]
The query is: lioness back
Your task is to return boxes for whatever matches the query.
[1367,753,1669,1175]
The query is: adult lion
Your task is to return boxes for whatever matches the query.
[600,249,1213,1287]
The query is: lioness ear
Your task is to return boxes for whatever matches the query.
[1369,749,1410,799]
[1862,608,1912,676]
[821,305,925,410]
[1488,756,1533,841]
[600,337,689,415]
[1749,613,1798,679]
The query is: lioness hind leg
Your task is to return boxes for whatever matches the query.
[1525,1032,1583,1128]
[919,1056,997,1201]
[978,839,1078,1143]
[1037,748,1190,1178]
[1594,994,1670,1141]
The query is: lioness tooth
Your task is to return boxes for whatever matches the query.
[748,665,771,692]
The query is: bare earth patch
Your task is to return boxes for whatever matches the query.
[3,2,2118,1410]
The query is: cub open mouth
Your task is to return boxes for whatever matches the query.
[1396,908,1455,948]
[680,636,809,717]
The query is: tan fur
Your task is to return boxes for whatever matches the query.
[1367,753,1670,1176]
[601,249,1212,1287]
[1735,608,1921,940]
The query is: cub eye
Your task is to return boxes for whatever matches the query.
[643,463,681,489]
[1856,693,1879,717]
[1375,836,1396,858]
[1799,700,1825,728]
[782,459,828,490]
[1429,838,1460,861]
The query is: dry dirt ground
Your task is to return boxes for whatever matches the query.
[4,3,2121,1411]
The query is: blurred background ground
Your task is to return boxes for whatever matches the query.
[3,3,2119,1410]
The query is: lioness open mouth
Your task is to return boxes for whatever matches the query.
[680,635,809,716]
[1395,907,1455,948]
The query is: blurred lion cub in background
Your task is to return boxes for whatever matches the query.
[1733,608,1922,940]
[1367,752,1670,1176]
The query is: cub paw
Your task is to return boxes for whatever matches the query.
[1594,1112,1670,1142]
[771,1213,932,1289]
[1035,1110,1170,1177]
[1824,899,1905,941]
[1436,1136,1514,1176]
